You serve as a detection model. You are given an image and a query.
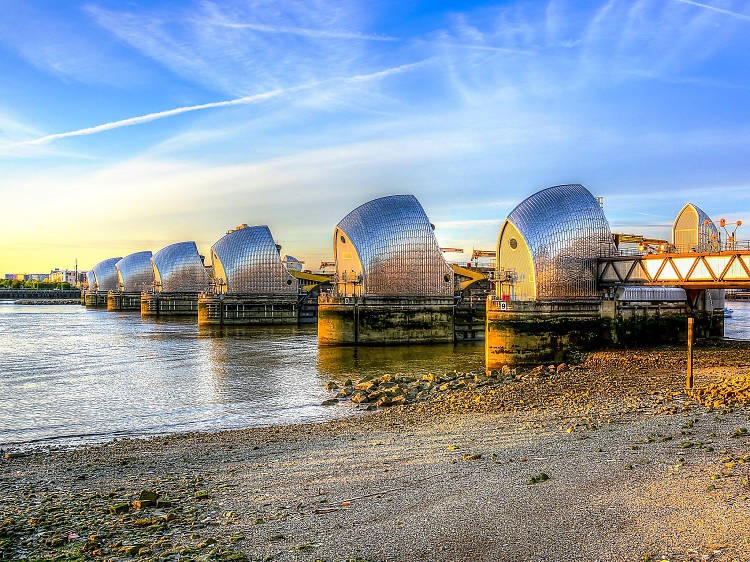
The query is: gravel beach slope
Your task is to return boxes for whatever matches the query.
[2,346,749,561]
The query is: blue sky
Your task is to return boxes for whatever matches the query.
[1,0,750,272]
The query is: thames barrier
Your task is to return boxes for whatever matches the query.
[75,185,749,367]
[141,241,211,317]
[197,224,329,325]
[317,195,456,345]
[107,251,153,311]
[486,185,725,367]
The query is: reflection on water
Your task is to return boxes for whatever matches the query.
[0,302,483,448]
[317,344,483,380]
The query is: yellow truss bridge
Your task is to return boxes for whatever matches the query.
[598,249,750,289]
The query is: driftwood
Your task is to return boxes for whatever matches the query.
[340,488,400,503]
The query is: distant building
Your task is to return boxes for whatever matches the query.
[49,269,85,285]
[4,274,25,280]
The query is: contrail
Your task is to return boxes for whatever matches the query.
[676,0,750,22]
[212,21,398,42]
[21,60,430,145]
[422,41,533,55]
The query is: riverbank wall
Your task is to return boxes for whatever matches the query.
[0,289,80,299]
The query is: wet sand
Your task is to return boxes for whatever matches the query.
[2,345,750,561]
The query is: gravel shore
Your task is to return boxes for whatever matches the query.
[2,344,750,561]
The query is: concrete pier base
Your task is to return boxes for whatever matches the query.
[486,295,725,368]
[454,296,486,341]
[84,290,108,308]
[107,292,141,311]
[318,295,455,346]
[141,292,199,317]
[486,299,608,368]
[197,294,299,325]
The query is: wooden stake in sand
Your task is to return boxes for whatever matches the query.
[686,317,694,389]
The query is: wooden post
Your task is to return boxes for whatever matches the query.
[686,317,694,389]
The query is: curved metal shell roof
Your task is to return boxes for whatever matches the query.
[151,241,210,293]
[211,226,297,294]
[335,194,453,296]
[673,202,719,252]
[115,251,153,292]
[92,257,122,292]
[499,184,616,299]
[85,270,96,289]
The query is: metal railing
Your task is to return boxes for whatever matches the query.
[616,240,750,257]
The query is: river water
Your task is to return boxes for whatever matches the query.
[0,301,484,448]
[2,301,748,450]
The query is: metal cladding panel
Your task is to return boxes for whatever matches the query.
[115,251,153,292]
[336,194,454,296]
[92,257,122,292]
[85,270,96,289]
[503,184,616,299]
[211,226,296,295]
[616,286,687,302]
[152,241,210,293]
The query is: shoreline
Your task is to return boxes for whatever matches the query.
[2,344,750,561]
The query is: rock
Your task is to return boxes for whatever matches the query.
[391,395,407,405]
[344,379,353,386]
[109,502,130,514]
[195,490,210,500]
[422,373,439,382]
[156,499,172,508]
[501,365,512,375]
[375,396,391,407]
[462,453,482,461]
[119,544,144,556]
[556,363,567,372]
[321,399,338,406]
[528,472,549,484]
[354,381,377,392]
[339,387,353,397]
[133,499,154,509]
[378,374,395,383]
[139,490,159,502]
[350,392,368,404]
[50,537,66,547]
[325,381,338,390]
